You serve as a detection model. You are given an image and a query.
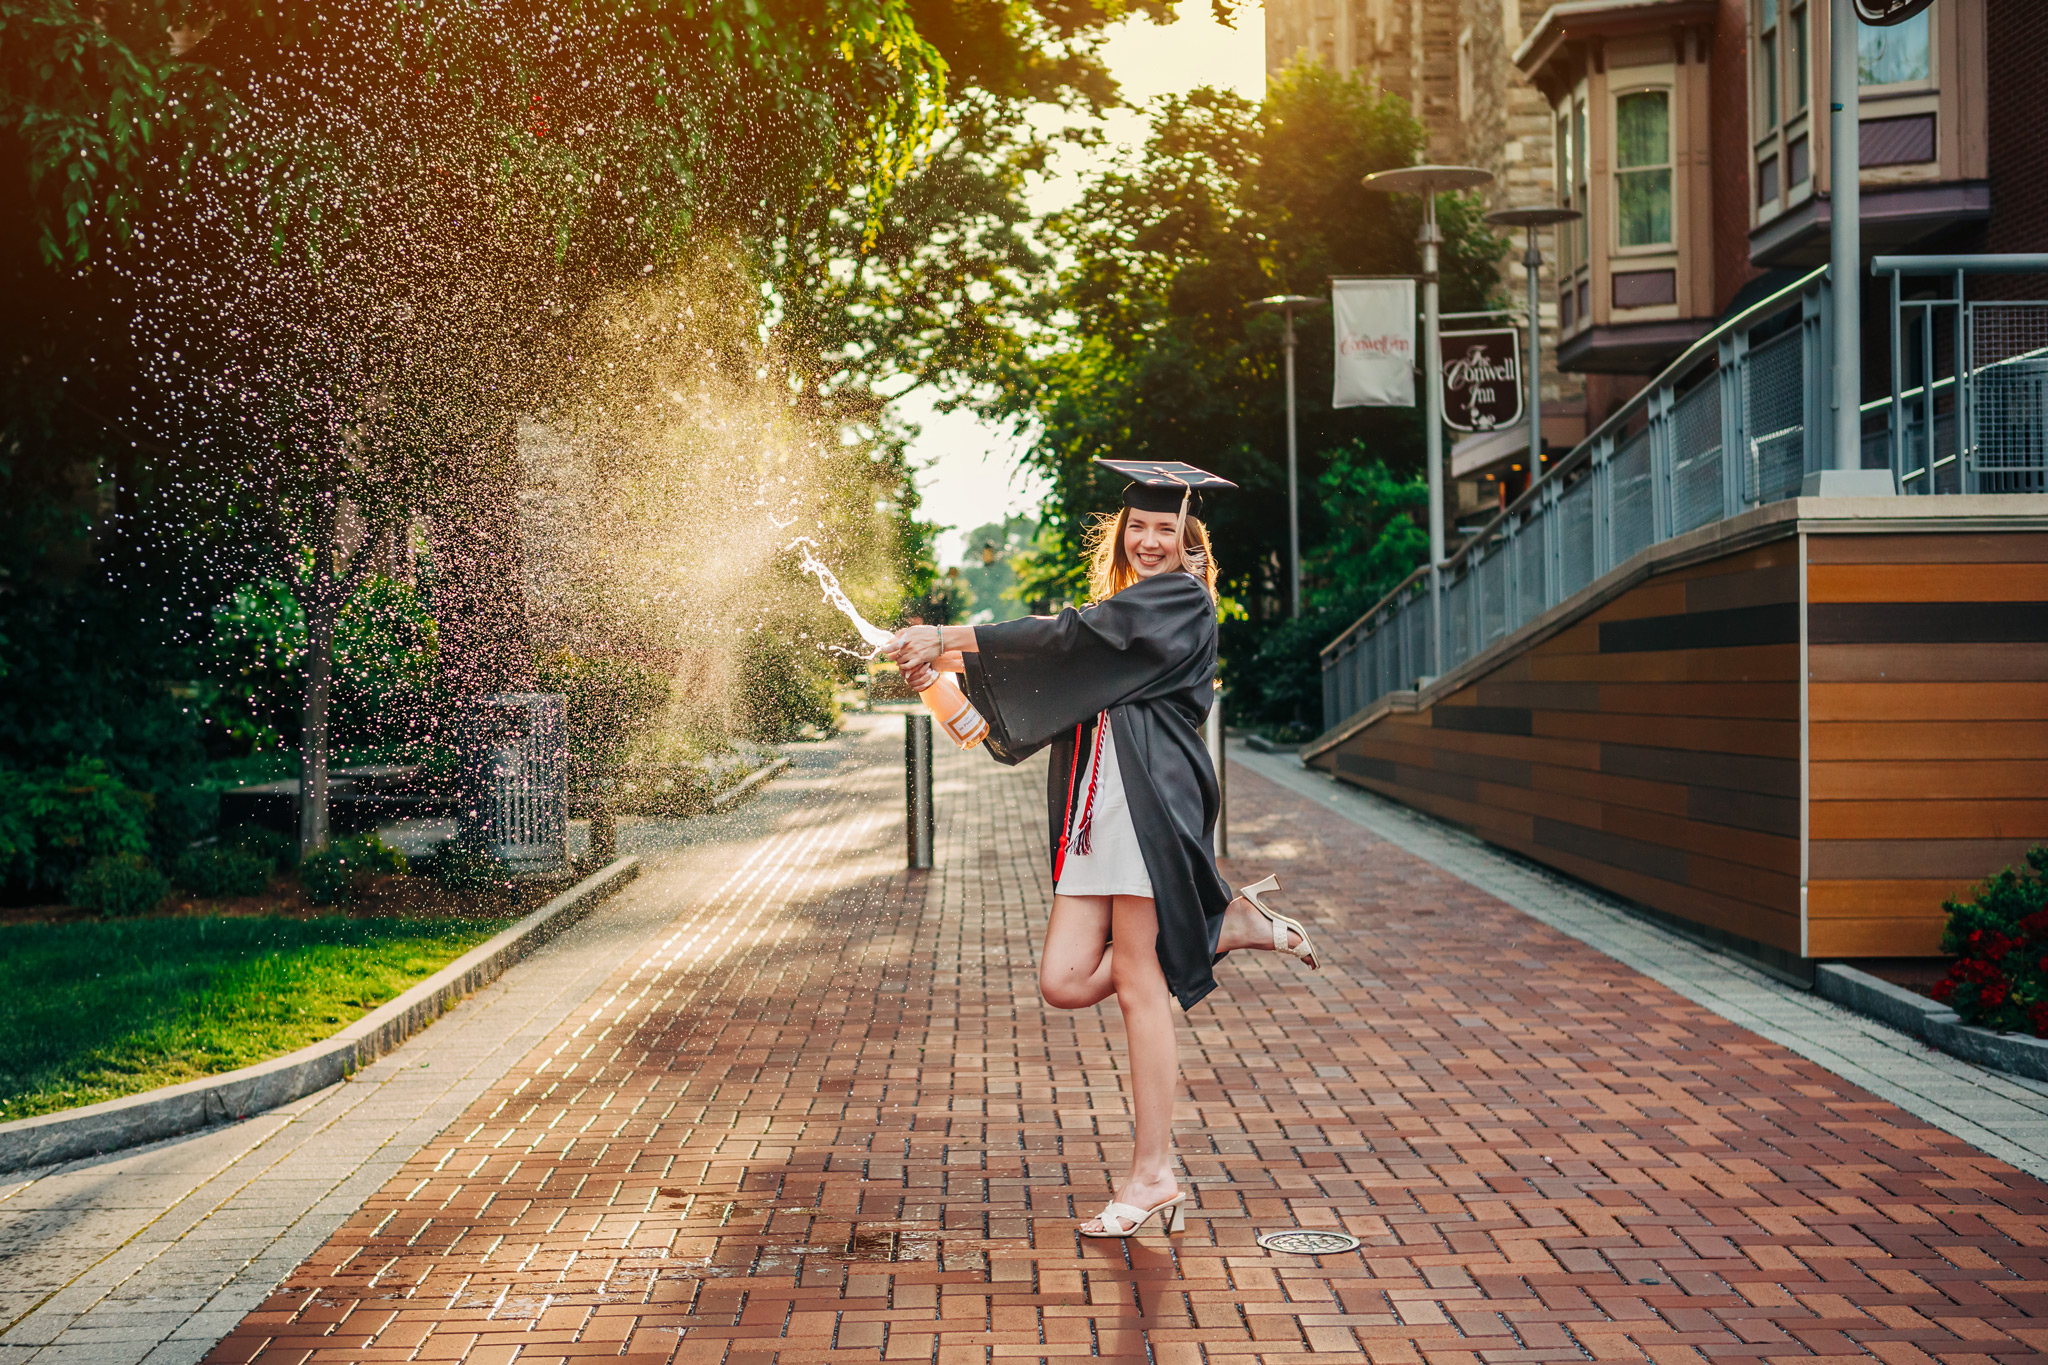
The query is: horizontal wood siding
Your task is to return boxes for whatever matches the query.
[1313,541,1802,954]
[1804,532,2048,957]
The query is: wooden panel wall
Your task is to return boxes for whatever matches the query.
[1313,541,1803,955]
[1804,531,2048,957]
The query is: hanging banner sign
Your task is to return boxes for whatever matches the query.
[1331,277,1415,408]
[1439,327,1524,432]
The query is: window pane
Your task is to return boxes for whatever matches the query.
[1860,11,1929,85]
[1619,168,1673,246]
[1617,91,1669,170]
[1556,112,1570,205]
[1791,7,1807,110]
[1573,99,1588,265]
[1757,155,1779,205]
[1760,0,1778,29]
[1759,33,1779,126]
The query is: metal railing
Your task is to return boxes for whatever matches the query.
[1321,254,2048,732]
[1320,267,1831,729]
[456,692,570,873]
[1876,254,2048,496]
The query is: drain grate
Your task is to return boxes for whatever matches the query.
[1257,1230,1362,1256]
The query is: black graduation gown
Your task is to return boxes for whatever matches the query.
[959,571,1232,1010]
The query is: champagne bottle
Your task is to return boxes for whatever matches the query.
[918,672,988,750]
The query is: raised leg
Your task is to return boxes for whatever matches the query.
[1039,893,1115,1010]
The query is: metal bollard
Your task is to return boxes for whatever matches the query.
[906,713,935,869]
[1206,685,1228,859]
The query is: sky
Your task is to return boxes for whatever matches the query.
[905,3,1268,569]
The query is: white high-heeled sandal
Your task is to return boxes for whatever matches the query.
[1239,875,1319,971]
[1080,1192,1188,1239]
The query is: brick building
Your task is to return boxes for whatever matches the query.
[1267,0,2040,517]
[1513,0,2039,413]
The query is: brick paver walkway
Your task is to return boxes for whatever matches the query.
[204,725,2048,1364]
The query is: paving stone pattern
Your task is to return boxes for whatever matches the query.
[0,727,887,1365]
[189,728,2048,1363]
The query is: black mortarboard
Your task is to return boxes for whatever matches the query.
[1094,459,1237,518]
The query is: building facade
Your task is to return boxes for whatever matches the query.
[1516,0,2028,413]
[1295,0,2048,971]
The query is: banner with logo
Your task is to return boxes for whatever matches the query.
[1439,328,1524,432]
[1331,277,1415,408]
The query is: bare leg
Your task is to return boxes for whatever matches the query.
[1039,893,1115,1010]
[1080,895,1181,1231]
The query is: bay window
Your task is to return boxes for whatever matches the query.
[1616,90,1673,248]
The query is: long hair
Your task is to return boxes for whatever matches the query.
[1082,505,1219,603]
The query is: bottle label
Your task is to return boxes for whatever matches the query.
[924,685,989,750]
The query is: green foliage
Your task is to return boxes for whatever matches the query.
[956,517,1038,619]
[0,911,512,1120]
[0,759,154,893]
[0,576,215,852]
[1007,60,1502,720]
[1239,449,1428,729]
[3,0,949,267]
[535,649,672,793]
[418,841,512,895]
[207,571,439,752]
[740,633,842,744]
[65,852,169,917]
[225,824,297,871]
[1932,847,2048,1034]
[299,833,407,906]
[171,843,274,899]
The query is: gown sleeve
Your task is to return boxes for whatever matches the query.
[960,572,1212,765]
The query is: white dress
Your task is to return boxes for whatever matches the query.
[1053,714,1155,899]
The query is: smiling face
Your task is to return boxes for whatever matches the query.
[1122,508,1184,579]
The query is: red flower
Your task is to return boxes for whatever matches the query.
[1982,981,2010,1008]
[1967,929,2014,961]
[1931,978,1955,1003]
[2030,1002,2048,1038]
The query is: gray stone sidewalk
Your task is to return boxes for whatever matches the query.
[1234,742,2048,1180]
[0,719,892,1365]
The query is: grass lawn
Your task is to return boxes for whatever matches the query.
[0,913,516,1123]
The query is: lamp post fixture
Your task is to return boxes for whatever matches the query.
[1362,164,1493,680]
[1484,206,1582,488]
[1244,293,1324,618]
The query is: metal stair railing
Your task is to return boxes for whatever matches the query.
[1319,266,1829,730]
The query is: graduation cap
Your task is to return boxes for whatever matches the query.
[1094,459,1237,518]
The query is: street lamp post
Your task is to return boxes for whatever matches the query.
[1245,294,1323,618]
[1484,206,1582,484]
[1806,0,1895,494]
[1361,164,1493,681]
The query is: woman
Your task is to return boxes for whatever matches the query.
[883,460,1317,1240]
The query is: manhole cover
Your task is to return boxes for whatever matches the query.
[1257,1230,1361,1256]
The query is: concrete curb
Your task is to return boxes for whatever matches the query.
[1817,963,2048,1083]
[712,756,791,809]
[0,856,641,1175]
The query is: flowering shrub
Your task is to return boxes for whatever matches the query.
[1931,847,2048,1033]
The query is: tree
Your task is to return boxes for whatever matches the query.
[4,0,952,852]
[0,0,1239,857]
[1004,61,1503,724]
